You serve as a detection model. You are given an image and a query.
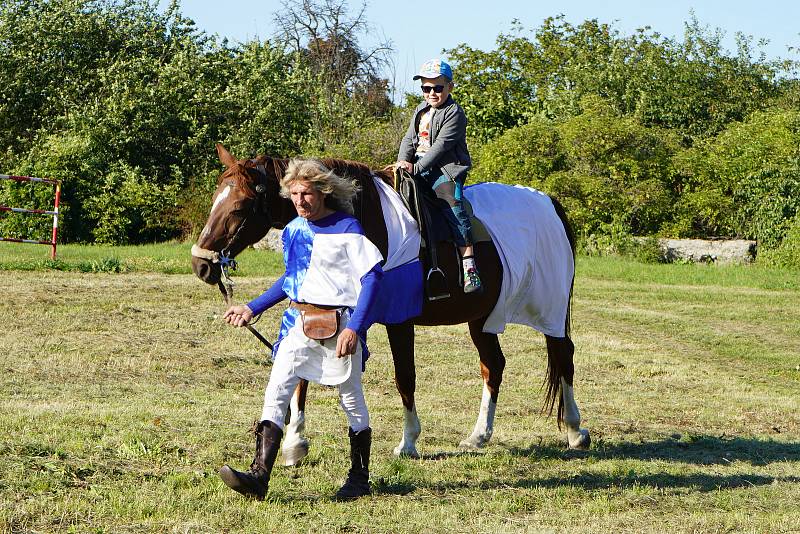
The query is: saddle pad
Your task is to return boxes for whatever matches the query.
[463,199,492,244]
[464,183,574,337]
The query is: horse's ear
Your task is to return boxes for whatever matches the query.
[216,143,237,168]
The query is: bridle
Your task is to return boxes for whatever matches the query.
[192,160,275,350]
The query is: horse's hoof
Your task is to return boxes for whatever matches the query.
[393,444,420,459]
[459,433,489,449]
[281,438,310,467]
[567,428,591,450]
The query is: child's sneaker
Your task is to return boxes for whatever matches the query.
[463,266,483,294]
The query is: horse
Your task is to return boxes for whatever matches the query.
[191,143,590,464]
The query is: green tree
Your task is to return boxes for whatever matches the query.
[0,0,313,244]
[448,15,782,144]
[672,109,800,244]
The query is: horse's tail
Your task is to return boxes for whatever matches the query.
[543,196,576,428]
[550,196,575,337]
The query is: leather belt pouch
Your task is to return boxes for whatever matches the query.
[292,303,340,341]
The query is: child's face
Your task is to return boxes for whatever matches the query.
[420,75,453,108]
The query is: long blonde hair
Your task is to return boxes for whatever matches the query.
[280,159,360,214]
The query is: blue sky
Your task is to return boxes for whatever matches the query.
[166,1,800,95]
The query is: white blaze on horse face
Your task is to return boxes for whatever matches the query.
[200,185,232,241]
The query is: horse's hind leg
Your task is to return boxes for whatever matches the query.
[544,335,590,450]
[460,319,505,449]
[281,379,310,466]
[386,321,421,459]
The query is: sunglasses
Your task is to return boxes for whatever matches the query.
[421,84,446,94]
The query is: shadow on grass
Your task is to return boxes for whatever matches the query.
[420,449,485,461]
[601,435,796,466]
[506,434,800,466]
[261,435,800,498]
[528,472,800,492]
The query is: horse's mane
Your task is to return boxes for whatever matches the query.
[220,154,392,191]
[318,158,393,188]
[216,156,291,197]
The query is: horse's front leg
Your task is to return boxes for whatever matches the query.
[460,320,505,449]
[281,379,310,466]
[386,321,421,458]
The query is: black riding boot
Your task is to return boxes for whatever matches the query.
[219,420,283,500]
[335,427,371,500]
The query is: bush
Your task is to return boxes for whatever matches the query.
[469,97,681,241]
[472,116,561,188]
[302,107,410,168]
[759,215,800,269]
[673,109,800,243]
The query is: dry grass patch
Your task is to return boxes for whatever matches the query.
[1,257,799,533]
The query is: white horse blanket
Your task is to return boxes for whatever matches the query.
[370,177,573,338]
[465,183,574,337]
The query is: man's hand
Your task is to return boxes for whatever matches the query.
[335,328,358,358]
[223,304,254,327]
[396,160,413,173]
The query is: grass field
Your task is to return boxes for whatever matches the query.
[1,245,799,533]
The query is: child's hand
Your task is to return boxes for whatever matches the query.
[396,161,413,173]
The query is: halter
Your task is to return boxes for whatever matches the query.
[192,161,274,350]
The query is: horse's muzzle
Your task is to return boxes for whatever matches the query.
[191,256,221,285]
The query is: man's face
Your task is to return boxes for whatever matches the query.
[289,180,327,221]
[420,75,453,108]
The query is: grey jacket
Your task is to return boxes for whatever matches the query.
[397,95,472,183]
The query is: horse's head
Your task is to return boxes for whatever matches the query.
[191,143,290,285]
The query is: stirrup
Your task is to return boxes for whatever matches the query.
[425,267,450,301]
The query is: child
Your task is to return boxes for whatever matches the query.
[396,58,481,293]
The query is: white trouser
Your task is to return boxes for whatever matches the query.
[260,320,369,433]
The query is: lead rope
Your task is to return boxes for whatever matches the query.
[217,251,274,352]
[211,166,276,351]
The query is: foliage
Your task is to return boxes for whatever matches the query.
[759,214,800,270]
[472,116,561,188]
[0,0,313,244]
[448,15,782,144]
[474,97,679,238]
[673,109,800,242]
[302,107,410,168]
[553,97,679,236]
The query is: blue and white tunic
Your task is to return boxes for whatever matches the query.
[247,211,384,384]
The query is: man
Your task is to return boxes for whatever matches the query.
[220,159,383,501]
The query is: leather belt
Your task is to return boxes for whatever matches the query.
[290,302,343,312]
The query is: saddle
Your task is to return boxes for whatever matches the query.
[393,169,490,301]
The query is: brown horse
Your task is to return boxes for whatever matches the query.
[191,144,590,463]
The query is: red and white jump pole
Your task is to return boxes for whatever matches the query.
[0,174,62,259]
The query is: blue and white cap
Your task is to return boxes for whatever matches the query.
[413,58,453,81]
